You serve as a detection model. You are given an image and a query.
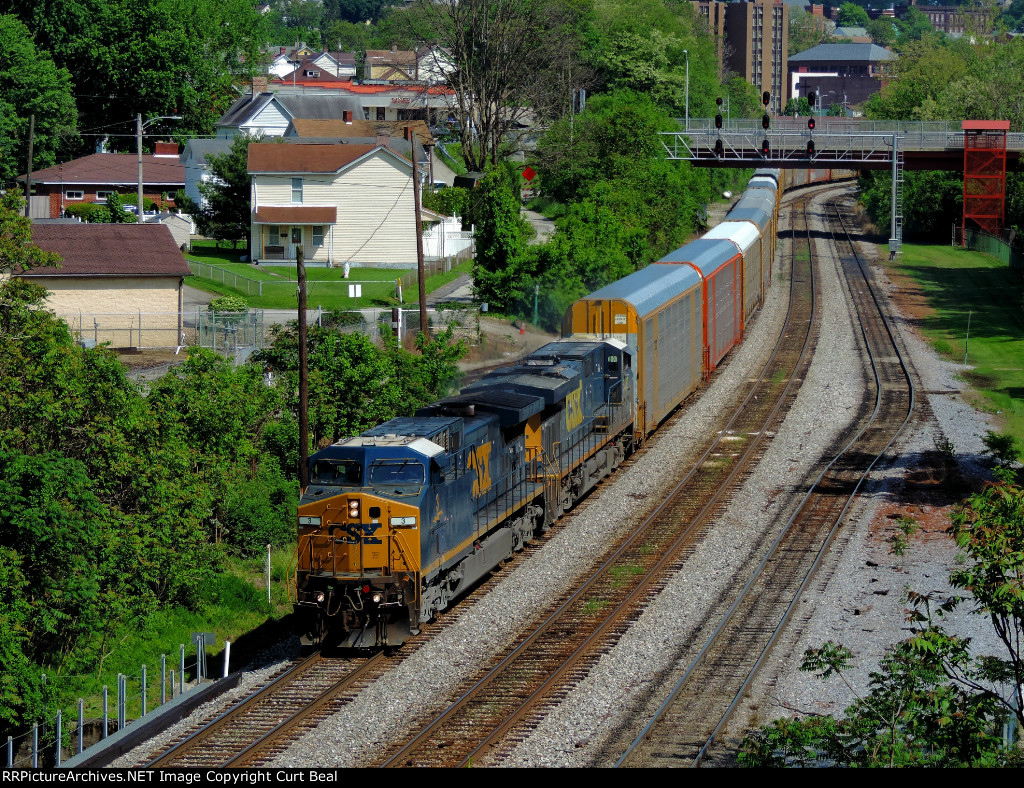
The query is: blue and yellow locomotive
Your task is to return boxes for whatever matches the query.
[293,168,786,648]
[294,338,635,647]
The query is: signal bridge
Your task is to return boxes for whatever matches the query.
[664,118,1024,170]
[666,117,1020,257]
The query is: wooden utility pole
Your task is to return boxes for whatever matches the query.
[297,244,310,491]
[24,114,34,217]
[412,131,429,340]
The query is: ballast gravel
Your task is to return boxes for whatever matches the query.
[114,184,1006,769]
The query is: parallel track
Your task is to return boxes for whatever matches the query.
[375,186,824,768]
[145,652,385,767]
[614,191,915,768]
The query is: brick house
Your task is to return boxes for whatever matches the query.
[21,144,184,219]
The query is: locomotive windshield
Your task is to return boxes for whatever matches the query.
[368,460,425,494]
[311,459,363,486]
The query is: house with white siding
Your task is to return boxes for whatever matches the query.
[247,142,420,268]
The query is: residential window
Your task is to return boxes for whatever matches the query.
[266,225,280,244]
[65,190,84,200]
[312,226,324,247]
[96,190,114,203]
[376,107,386,121]
[291,177,303,203]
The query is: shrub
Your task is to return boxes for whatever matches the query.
[64,202,110,223]
[423,186,469,218]
[208,295,249,313]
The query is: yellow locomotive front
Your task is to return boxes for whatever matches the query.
[293,443,431,648]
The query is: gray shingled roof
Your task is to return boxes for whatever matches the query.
[790,43,896,62]
[181,138,234,166]
[216,93,364,130]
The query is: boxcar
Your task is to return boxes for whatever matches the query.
[702,220,765,325]
[656,239,743,371]
[563,264,703,442]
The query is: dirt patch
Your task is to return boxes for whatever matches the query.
[458,316,559,370]
[115,348,185,371]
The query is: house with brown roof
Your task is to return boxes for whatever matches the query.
[20,223,193,348]
[247,142,419,268]
[20,144,185,219]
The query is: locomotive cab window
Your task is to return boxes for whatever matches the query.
[369,460,425,494]
[607,354,619,374]
[311,460,362,486]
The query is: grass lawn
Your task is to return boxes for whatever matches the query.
[882,242,1024,442]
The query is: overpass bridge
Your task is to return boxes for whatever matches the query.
[662,118,1024,170]
[665,118,1020,254]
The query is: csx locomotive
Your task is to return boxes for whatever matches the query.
[293,169,783,648]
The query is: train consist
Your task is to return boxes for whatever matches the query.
[293,169,783,648]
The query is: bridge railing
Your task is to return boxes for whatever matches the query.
[666,119,1024,162]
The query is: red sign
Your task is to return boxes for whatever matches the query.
[522,166,535,182]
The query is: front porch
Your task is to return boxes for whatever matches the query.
[253,205,337,265]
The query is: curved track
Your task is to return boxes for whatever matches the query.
[614,191,915,768]
[374,185,825,769]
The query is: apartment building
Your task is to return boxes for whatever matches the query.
[693,0,790,114]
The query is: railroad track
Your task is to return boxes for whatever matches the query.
[613,191,915,768]
[373,186,824,768]
[144,651,385,767]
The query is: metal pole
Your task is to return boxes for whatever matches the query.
[179,645,185,694]
[137,114,144,219]
[266,544,272,605]
[24,114,34,217]
[6,735,12,768]
[533,283,539,325]
[141,665,147,717]
[161,655,167,705]
[102,686,108,739]
[117,674,125,730]
[170,670,175,699]
[684,50,689,131]
[297,244,309,492]
[223,642,231,679]
[889,133,899,256]
[55,710,62,767]
[964,310,972,364]
[32,723,38,768]
[77,699,84,755]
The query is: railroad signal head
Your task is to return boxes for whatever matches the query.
[807,139,816,157]
[761,113,770,130]
[716,97,723,107]
[762,91,771,107]
[807,91,816,107]
[715,113,723,129]
[761,138,770,157]
[714,138,724,158]
[808,117,815,131]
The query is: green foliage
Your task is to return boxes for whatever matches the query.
[6,0,267,157]
[208,295,250,314]
[62,202,111,223]
[789,7,835,57]
[525,89,709,329]
[981,431,1021,471]
[742,639,1008,767]
[866,17,897,48]
[195,133,258,251]
[422,186,469,218]
[105,192,137,224]
[0,190,62,272]
[783,97,811,117]
[859,170,963,240]
[471,166,532,311]
[0,13,78,183]
[836,2,870,28]
[253,322,466,448]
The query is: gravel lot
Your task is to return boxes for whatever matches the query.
[114,183,1005,769]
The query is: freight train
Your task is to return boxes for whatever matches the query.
[293,168,783,648]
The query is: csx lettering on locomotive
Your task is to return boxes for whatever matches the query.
[293,168,783,649]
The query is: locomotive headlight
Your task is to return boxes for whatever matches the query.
[315,592,325,603]
[348,499,360,519]
[372,593,383,604]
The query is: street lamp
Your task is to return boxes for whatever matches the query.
[137,114,182,219]
[683,49,689,130]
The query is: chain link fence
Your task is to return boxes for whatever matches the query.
[954,226,1024,278]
